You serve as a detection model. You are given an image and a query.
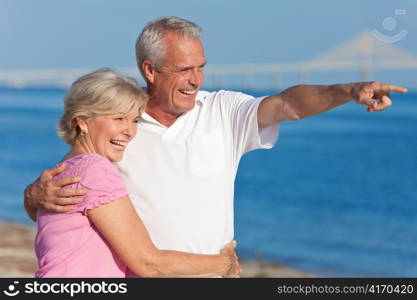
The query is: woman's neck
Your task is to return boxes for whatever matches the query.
[63,141,92,161]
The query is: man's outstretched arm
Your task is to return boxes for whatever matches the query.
[257,81,408,128]
[23,163,86,221]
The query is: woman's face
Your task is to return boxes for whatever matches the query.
[80,111,139,162]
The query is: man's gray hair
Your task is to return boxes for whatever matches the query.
[135,16,202,78]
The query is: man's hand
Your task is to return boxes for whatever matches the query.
[351,81,408,112]
[24,163,86,220]
[220,240,241,278]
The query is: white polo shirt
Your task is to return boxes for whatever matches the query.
[117,90,279,254]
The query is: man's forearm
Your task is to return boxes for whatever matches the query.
[259,81,405,127]
[280,83,355,120]
[146,250,231,278]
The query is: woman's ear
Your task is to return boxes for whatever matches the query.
[142,60,156,84]
[75,116,88,135]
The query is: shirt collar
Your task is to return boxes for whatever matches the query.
[196,90,209,104]
[140,90,209,125]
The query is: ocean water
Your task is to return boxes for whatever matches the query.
[1,87,416,277]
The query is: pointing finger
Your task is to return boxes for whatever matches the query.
[381,84,407,93]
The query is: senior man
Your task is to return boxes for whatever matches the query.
[24,17,407,257]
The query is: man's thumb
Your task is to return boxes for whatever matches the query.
[50,163,67,176]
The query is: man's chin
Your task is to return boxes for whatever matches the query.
[176,99,196,113]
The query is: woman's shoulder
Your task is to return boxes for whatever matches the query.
[57,153,115,178]
[70,153,112,167]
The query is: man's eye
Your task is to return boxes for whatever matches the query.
[114,117,124,121]
[177,68,190,74]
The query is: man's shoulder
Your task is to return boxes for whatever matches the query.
[197,90,254,103]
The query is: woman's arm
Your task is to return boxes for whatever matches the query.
[23,163,86,222]
[87,196,238,277]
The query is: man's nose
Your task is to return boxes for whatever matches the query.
[189,68,204,86]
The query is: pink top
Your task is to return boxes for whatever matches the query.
[35,153,129,278]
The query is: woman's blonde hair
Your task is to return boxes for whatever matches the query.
[57,68,148,145]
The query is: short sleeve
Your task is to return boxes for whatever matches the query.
[73,155,128,215]
[218,91,280,155]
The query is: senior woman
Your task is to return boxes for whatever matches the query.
[33,69,239,278]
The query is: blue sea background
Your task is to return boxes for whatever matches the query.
[1,87,416,277]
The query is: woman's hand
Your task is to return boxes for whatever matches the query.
[220,240,241,278]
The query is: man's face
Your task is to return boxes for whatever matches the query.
[149,32,206,117]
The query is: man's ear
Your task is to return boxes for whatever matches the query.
[142,60,156,84]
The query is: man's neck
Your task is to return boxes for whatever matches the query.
[146,108,180,127]
[145,104,181,128]
[144,86,194,127]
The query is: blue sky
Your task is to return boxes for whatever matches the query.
[1,0,416,87]
[2,0,416,67]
